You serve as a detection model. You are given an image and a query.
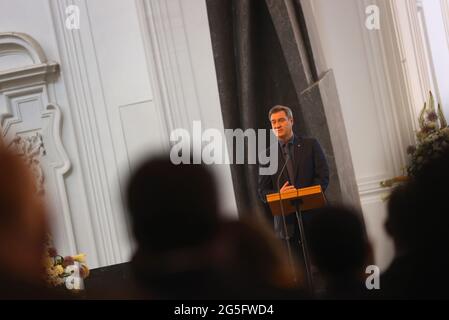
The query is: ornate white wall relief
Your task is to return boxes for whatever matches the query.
[0,32,75,255]
[8,133,46,194]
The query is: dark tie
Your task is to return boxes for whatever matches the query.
[282,143,295,185]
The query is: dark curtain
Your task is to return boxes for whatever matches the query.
[206,0,311,219]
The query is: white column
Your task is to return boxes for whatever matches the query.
[420,0,449,120]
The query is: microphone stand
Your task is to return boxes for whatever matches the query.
[279,152,313,291]
[293,197,313,291]
[276,153,297,283]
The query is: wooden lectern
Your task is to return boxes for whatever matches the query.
[266,185,326,216]
[266,185,326,290]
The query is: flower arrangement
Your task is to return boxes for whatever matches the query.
[44,235,89,290]
[380,91,449,188]
[406,92,449,177]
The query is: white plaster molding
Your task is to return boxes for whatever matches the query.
[356,0,404,173]
[0,84,75,255]
[356,0,418,176]
[0,33,59,91]
[406,0,433,100]
[387,0,423,130]
[0,63,59,91]
[139,0,205,133]
[137,0,237,216]
[0,32,48,64]
[440,0,449,52]
[357,174,394,197]
[416,0,442,105]
[48,0,129,266]
[0,33,75,256]
[8,132,46,194]
[135,0,174,136]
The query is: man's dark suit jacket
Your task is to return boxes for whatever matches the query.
[258,135,329,239]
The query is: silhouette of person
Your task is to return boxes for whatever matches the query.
[0,139,65,299]
[382,147,449,299]
[126,155,230,299]
[126,155,310,299]
[306,206,373,299]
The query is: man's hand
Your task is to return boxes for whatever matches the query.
[280,181,296,193]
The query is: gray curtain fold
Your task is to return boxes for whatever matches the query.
[206,0,316,220]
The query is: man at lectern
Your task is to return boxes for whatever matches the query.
[258,105,329,260]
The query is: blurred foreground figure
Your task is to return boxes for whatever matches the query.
[127,155,221,299]
[382,147,449,299]
[0,140,61,299]
[307,206,374,299]
[127,156,308,299]
[216,218,309,299]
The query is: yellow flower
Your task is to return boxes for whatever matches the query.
[55,265,64,275]
[73,253,86,263]
[47,266,58,277]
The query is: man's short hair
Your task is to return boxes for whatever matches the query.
[268,105,293,121]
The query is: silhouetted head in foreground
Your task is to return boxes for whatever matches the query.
[126,155,225,298]
[216,217,308,299]
[127,155,220,253]
[307,206,372,299]
[0,140,56,298]
[382,147,449,299]
[126,155,308,299]
[387,147,449,255]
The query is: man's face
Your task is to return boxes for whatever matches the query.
[270,111,294,141]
